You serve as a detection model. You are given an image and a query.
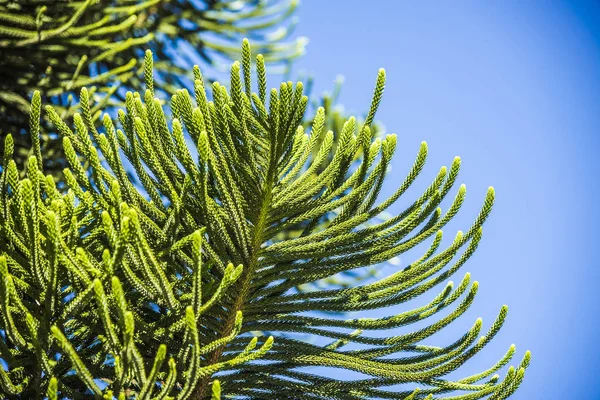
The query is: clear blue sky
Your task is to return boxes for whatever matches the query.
[287,1,600,398]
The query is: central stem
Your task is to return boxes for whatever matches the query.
[194,149,277,399]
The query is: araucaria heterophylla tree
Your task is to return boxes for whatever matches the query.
[0,40,530,399]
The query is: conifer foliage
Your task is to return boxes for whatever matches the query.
[0,40,530,399]
[0,0,304,175]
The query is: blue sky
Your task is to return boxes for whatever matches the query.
[288,1,600,398]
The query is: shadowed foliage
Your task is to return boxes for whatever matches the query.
[0,0,305,176]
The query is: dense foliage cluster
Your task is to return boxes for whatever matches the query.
[0,41,529,399]
[0,0,304,175]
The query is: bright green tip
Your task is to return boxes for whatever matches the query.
[297,36,309,47]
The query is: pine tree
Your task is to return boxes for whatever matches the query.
[0,0,304,176]
[0,40,530,399]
